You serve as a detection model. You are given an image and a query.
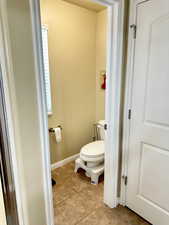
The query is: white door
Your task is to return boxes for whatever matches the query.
[126,0,169,224]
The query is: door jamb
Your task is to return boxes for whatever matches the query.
[120,0,150,206]
[29,1,55,225]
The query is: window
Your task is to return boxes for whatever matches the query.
[41,26,52,115]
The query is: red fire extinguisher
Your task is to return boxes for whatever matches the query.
[101,74,106,90]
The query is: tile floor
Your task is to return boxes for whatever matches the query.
[52,162,150,225]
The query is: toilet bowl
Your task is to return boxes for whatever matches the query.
[80,140,104,168]
[75,120,105,184]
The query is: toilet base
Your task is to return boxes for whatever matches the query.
[75,158,104,185]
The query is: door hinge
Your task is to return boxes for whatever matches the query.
[122,175,128,186]
[128,109,131,120]
[104,124,107,130]
[130,24,137,39]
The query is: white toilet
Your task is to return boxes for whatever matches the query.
[75,120,105,184]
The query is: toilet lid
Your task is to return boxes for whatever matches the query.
[80,141,104,159]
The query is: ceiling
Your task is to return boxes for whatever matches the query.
[63,0,106,12]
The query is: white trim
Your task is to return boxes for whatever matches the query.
[41,25,53,115]
[0,0,28,224]
[29,1,54,225]
[104,0,125,208]
[120,0,149,206]
[79,0,125,209]
[51,153,80,170]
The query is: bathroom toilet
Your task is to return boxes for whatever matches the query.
[75,120,105,184]
[80,140,104,168]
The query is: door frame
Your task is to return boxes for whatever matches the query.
[29,0,125,217]
[0,0,126,225]
[120,0,150,206]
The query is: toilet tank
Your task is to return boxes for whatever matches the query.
[97,120,106,140]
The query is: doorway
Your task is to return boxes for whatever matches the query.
[40,0,107,223]
[30,0,125,221]
[30,0,128,223]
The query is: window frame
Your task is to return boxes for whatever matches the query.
[41,25,52,116]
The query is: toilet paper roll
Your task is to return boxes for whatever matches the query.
[54,127,62,143]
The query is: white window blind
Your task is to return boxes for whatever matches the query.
[42,26,52,115]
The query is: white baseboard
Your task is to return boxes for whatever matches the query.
[51,153,79,170]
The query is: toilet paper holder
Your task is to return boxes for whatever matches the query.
[49,125,62,133]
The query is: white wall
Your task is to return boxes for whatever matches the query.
[5,0,47,224]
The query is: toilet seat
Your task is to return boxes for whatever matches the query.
[80,140,104,162]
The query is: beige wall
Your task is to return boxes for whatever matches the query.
[41,0,107,164]
[0,180,6,225]
[96,9,107,121]
[41,0,98,164]
[5,0,47,224]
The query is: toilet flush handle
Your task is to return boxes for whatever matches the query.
[104,124,107,130]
